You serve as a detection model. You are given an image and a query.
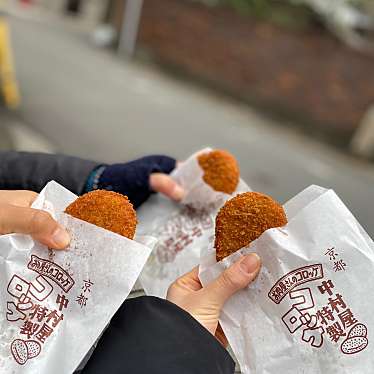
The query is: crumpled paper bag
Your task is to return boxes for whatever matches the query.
[0,181,155,374]
[137,148,250,298]
[199,185,374,374]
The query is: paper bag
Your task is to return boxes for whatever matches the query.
[137,148,250,298]
[0,181,155,374]
[199,186,374,374]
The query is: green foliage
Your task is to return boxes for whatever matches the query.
[226,0,270,16]
[212,0,317,30]
[192,0,374,44]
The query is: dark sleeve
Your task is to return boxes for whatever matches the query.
[81,296,235,374]
[0,151,99,194]
[97,155,176,208]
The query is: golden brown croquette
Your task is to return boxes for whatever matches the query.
[198,150,239,194]
[65,190,137,239]
[215,192,287,261]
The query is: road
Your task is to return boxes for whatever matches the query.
[6,10,374,237]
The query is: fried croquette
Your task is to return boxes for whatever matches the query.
[215,192,287,261]
[197,149,239,194]
[65,190,137,239]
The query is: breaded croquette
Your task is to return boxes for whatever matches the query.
[65,190,137,239]
[215,192,287,261]
[198,149,239,194]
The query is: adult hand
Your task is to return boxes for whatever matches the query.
[167,253,261,346]
[90,156,184,208]
[0,190,70,249]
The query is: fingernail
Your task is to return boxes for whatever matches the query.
[171,184,185,201]
[240,253,261,275]
[52,226,70,248]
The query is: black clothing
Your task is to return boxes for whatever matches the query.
[0,151,98,195]
[82,297,235,374]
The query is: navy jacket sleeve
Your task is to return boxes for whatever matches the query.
[81,296,235,374]
[0,151,99,195]
[0,152,176,207]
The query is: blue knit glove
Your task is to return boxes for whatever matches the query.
[85,155,177,208]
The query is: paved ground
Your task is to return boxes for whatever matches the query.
[0,109,54,152]
[4,9,374,237]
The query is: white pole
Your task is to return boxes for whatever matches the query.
[118,0,143,57]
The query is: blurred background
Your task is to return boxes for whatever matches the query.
[1,0,374,238]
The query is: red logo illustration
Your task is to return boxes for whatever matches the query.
[153,206,213,264]
[281,287,325,348]
[268,264,324,304]
[11,339,41,365]
[7,274,53,322]
[341,323,368,355]
[269,263,369,355]
[5,255,77,365]
[27,255,75,292]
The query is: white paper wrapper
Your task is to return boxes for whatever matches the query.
[199,185,374,374]
[137,148,250,298]
[0,181,155,374]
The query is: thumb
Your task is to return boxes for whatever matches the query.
[204,253,261,307]
[0,204,70,249]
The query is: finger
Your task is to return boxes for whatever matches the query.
[204,253,261,307]
[0,204,70,249]
[0,190,38,207]
[149,173,185,201]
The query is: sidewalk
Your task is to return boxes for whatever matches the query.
[0,123,13,149]
[0,109,54,152]
[3,8,374,241]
